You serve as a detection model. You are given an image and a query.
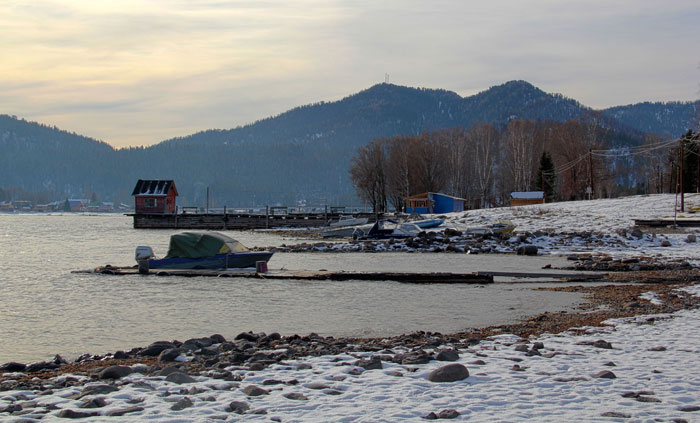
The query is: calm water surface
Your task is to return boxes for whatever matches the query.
[1,214,584,363]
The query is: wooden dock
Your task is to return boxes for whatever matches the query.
[77,266,494,284]
[634,219,700,227]
[129,210,378,230]
[75,267,608,284]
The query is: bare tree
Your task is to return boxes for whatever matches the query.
[438,127,470,199]
[412,131,449,194]
[385,136,412,211]
[349,139,387,212]
[468,123,499,207]
[504,119,539,192]
[550,120,584,200]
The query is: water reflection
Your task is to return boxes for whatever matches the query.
[0,214,583,363]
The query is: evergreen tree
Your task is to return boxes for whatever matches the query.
[536,151,556,201]
[681,130,698,193]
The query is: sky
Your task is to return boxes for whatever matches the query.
[2,0,699,148]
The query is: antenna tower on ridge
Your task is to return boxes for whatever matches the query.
[385,73,390,84]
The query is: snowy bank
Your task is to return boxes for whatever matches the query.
[1,284,699,422]
[275,194,700,265]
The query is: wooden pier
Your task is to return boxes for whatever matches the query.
[77,266,494,284]
[76,267,608,283]
[634,218,700,228]
[129,209,378,230]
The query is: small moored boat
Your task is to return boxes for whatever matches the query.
[135,231,273,270]
[412,218,444,229]
[329,215,369,227]
[353,219,422,240]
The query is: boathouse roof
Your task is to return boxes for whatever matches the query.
[131,180,178,197]
[510,191,544,199]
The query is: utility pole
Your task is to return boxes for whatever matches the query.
[696,135,700,193]
[587,149,594,200]
[680,140,685,211]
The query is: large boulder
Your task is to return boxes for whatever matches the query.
[227,401,250,414]
[516,245,539,256]
[436,350,460,362]
[138,341,176,357]
[428,364,469,382]
[355,356,382,370]
[0,362,26,372]
[99,365,133,380]
[158,348,183,362]
[242,385,269,397]
[165,372,196,384]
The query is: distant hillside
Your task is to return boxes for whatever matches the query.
[604,101,699,137]
[0,115,117,198]
[1,82,698,206]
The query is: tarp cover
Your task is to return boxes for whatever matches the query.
[165,232,249,259]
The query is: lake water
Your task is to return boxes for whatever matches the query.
[0,214,585,363]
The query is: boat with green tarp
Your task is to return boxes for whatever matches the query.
[135,231,273,270]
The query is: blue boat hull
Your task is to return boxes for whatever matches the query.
[148,251,274,270]
[414,219,444,229]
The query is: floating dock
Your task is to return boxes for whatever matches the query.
[75,267,607,284]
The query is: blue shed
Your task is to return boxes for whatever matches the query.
[404,192,466,214]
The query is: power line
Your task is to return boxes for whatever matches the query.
[544,137,681,176]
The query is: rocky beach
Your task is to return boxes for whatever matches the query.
[3,194,700,421]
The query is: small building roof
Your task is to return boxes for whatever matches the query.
[510,191,544,199]
[404,192,466,201]
[131,180,178,197]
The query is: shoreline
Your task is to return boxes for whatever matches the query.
[2,271,700,421]
[3,270,698,386]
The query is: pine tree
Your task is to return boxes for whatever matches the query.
[536,151,556,201]
[681,130,698,193]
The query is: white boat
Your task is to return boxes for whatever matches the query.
[322,223,373,238]
[466,220,516,236]
[329,215,369,227]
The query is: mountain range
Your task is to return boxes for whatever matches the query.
[1,80,697,206]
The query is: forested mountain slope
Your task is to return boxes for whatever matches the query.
[1,81,697,205]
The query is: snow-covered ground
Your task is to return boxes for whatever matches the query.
[302,194,700,263]
[443,193,700,262]
[3,194,700,422]
[449,193,700,234]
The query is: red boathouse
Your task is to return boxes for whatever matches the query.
[131,180,178,214]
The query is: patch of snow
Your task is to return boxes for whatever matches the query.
[639,291,663,305]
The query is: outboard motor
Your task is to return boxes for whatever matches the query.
[135,246,155,261]
[135,246,154,274]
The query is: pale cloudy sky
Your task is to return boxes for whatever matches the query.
[2,0,699,147]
